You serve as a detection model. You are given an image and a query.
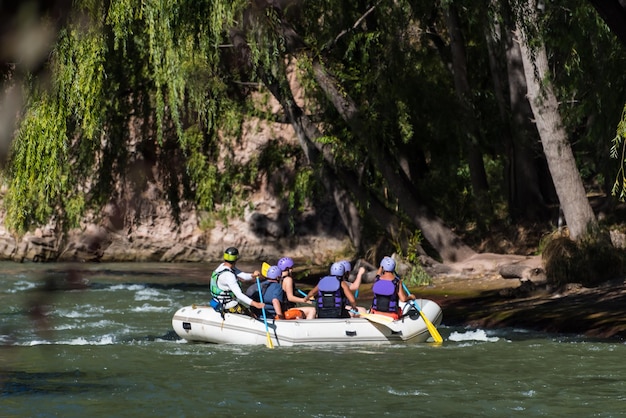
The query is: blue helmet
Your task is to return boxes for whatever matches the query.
[340,260,351,273]
[380,256,396,272]
[266,265,282,280]
[278,257,294,271]
[330,262,345,277]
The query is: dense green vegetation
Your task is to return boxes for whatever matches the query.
[1,1,626,271]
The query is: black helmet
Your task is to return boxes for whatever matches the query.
[223,247,239,262]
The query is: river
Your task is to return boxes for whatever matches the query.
[1,262,625,417]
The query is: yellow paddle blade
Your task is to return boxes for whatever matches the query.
[419,309,443,343]
[355,311,395,325]
[261,262,270,277]
[266,331,274,349]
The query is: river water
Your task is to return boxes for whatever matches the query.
[1,262,626,417]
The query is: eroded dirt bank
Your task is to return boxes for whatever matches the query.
[418,274,626,340]
[305,253,626,340]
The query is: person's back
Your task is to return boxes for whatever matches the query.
[307,262,357,318]
[250,265,284,319]
[210,247,264,315]
[278,257,316,320]
[371,273,401,319]
[316,275,345,318]
[370,256,414,319]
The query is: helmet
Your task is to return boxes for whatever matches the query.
[266,265,282,280]
[340,260,351,273]
[380,256,396,272]
[330,262,345,277]
[278,257,294,271]
[223,247,239,262]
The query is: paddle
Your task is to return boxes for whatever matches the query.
[261,262,270,277]
[256,277,274,349]
[402,282,443,343]
[349,309,395,325]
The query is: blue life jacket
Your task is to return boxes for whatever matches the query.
[316,275,348,318]
[371,276,400,313]
[248,280,273,317]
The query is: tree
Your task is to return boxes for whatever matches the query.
[2,0,625,266]
[515,0,598,240]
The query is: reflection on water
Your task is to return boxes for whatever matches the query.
[1,262,626,417]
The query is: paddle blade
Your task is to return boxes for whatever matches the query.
[360,312,395,325]
[261,262,270,277]
[403,284,443,344]
[266,331,274,349]
[419,309,443,343]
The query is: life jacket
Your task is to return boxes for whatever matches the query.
[284,308,304,320]
[247,280,273,317]
[316,275,348,318]
[210,267,237,306]
[371,276,400,314]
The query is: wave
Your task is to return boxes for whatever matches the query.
[130,304,171,313]
[4,280,38,293]
[448,329,500,342]
[27,334,116,346]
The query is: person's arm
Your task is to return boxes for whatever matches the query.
[342,281,358,310]
[282,276,309,304]
[272,298,283,318]
[398,280,416,302]
[306,285,318,300]
[223,274,264,308]
[234,267,260,282]
[349,266,365,292]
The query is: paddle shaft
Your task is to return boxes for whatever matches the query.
[401,282,443,343]
[256,277,274,348]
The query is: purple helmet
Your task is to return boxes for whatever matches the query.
[266,265,282,280]
[330,262,345,277]
[278,257,294,271]
[380,256,396,272]
[340,260,351,273]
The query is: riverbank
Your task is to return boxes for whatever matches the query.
[417,273,626,340]
[299,251,626,340]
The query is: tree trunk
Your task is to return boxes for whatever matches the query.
[311,59,476,263]
[515,1,597,240]
[444,4,492,222]
[485,1,554,222]
[230,29,364,250]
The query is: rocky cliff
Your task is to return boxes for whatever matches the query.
[0,112,352,264]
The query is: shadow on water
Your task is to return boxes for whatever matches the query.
[1,370,109,397]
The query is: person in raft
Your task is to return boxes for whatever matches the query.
[306,262,358,318]
[210,247,265,315]
[369,256,416,320]
[277,257,316,320]
[249,265,285,319]
[339,260,365,296]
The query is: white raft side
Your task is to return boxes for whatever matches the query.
[172,299,443,346]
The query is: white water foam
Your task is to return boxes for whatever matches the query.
[27,334,116,346]
[135,288,170,302]
[106,284,147,292]
[388,387,428,396]
[54,319,120,331]
[130,303,171,312]
[448,329,500,342]
[6,280,38,293]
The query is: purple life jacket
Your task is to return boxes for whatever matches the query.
[316,275,346,318]
[371,277,399,313]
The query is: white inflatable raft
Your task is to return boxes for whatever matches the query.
[172,299,443,346]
